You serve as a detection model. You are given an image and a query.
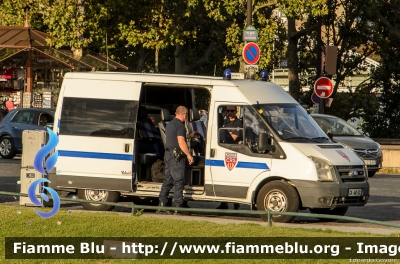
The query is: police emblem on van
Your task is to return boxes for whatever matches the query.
[225,152,238,171]
[335,150,351,162]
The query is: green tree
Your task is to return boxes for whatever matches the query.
[298,0,381,120]
[0,0,44,29]
[360,0,400,138]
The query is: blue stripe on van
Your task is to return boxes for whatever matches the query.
[58,150,133,161]
[205,159,269,169]
[205,160,225,167]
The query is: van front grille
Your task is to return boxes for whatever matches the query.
[335,165,366,182]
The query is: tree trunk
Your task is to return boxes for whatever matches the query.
[135,47,149,72]
[155,47,159,73]
[286,17,301,102]
[73,0,85,60]
[175,43,186,74]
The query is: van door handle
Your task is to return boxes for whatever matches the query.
[210,148,216,157]
[124,144,130,153]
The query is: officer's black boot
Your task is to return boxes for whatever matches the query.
[174,205,189,215]
[156,201,172,214]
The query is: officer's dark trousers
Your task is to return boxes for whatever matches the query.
[159,150,185,206]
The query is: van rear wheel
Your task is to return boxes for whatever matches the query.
[256,181,299,223]
[78,189,120,211]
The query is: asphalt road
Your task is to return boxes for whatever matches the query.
[1,156,400,231]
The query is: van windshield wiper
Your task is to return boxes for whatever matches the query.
[284,137,311,141]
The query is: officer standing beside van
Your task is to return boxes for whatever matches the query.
[157,106,197,215]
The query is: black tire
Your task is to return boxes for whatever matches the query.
[256,181,300,223]
[309,207,348,221]
[368,171,376,177]
[78,189,120,211]
[0,136,16,159]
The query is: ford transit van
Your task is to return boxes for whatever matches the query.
[48,71,370,222]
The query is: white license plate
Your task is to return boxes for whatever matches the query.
[348,189,363,196]
[364,160,376,165]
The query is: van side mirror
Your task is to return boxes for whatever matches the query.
[258,133,275,153]
[327,132,335,142]
[45,123,54,129]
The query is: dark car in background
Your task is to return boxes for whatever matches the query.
[311,113,382,177]
[0,108,54,159]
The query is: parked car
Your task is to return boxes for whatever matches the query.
[0,108,54,159]
[311,114,382,177]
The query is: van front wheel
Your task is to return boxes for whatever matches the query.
[256,181,299,223]
[78,189,120,211]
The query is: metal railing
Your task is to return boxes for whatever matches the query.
[2,191,400,230]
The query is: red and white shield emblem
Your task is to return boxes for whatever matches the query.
[336,150,351,162]
[225,152,238,171]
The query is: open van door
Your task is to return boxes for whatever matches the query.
[54,79,141,193]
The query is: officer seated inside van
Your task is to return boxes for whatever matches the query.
[219,106,243,144]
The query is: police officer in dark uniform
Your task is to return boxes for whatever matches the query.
[218,105,242,210]
[157,106,199,215]
[223,106,243,143]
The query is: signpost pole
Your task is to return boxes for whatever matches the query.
[317,16,325,114]
[247,0,252,26]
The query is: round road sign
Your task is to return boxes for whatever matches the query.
[311,92,320,104]
[314,77,333,98]
[242,42,260,65]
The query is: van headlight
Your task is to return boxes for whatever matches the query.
[309,156,336,182]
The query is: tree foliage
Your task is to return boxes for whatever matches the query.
[2,0,400,137]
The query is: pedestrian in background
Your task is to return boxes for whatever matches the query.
[5,97,14,112]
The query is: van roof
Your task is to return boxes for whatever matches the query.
[65,71,223,82]
[64,72,296,105]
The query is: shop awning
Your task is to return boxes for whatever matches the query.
[0,25,128,70]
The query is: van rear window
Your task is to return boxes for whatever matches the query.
[59,97,138,138]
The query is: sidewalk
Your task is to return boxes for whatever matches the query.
[141,213,400,236]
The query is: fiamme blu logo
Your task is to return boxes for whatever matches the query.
[27,128,60,218]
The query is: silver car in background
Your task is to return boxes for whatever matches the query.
[311,114,383,177]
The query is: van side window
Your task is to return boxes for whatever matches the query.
[218,105,244,144]
[59,97,138,138]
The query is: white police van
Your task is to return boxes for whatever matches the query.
[48,70,369,223]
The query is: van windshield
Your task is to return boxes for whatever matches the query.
[258,104,330,142]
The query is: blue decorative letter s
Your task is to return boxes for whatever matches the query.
[29,128,60,218]
[27,178,60,218]
[33,128,59,175]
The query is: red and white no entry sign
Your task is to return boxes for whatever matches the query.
[314,77,333,98]
[242,42,260,65]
